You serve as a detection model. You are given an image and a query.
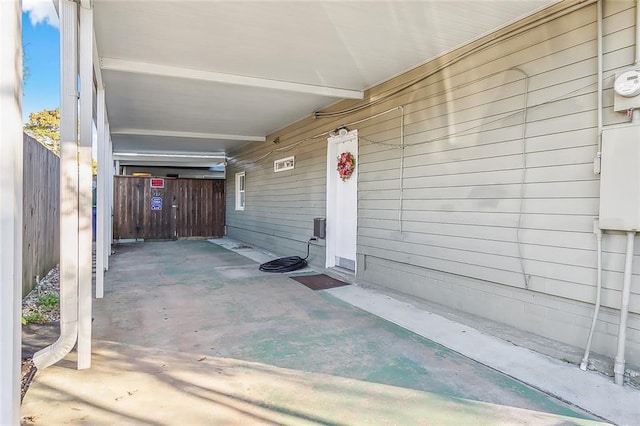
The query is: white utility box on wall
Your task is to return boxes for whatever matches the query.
[613,69,640,111]
[599,124,640,231]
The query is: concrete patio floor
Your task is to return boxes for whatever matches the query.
[22,240,610,425]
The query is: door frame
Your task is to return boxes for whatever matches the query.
[326,129,358,271]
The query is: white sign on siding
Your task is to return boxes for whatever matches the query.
[274,156,295,172]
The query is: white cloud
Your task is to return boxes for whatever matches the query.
[23,0,59,28]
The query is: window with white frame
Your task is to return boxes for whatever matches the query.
[235,172,246,210]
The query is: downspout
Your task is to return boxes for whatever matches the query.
[32,0,79,370]
[581,0,604,372]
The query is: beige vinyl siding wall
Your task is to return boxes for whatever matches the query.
[226,140,328,263]
[227,1,640,366]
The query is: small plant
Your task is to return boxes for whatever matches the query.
[22,312,46,324]
[36,293,59,310]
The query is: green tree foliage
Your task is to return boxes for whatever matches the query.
[24,108,60,154]
[24,107,98,175]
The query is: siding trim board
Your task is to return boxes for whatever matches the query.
[226,1,640,368]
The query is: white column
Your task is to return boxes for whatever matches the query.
[92,31,110,275]
[96,88,106,298]
[33,0,79,371]
[77,2,94,370]
[107,132,113,270]
[0,2,23,423]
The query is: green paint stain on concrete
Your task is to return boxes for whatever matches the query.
[309,309,329,320]
[481,368,593,420]
[318,291,357,309]
[365,357,431,389]
[243,328,345,363]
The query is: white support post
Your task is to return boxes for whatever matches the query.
[0,2,23,422]
[33,0,79,371]
[107,133,113,270]
[77,2,94,370]
[96,88,106,298]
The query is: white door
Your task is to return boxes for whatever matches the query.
[326,130,358,271]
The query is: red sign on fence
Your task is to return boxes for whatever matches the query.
[150,178,165,189]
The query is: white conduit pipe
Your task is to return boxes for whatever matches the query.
[581,220,603,371]
[614,231,635,385]
[595,0,604,170]
[581,0,604,373]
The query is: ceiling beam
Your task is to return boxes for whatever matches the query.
[113,152,226,167]
[117,160,224,168]
[100,57,364,99]
[113,152,226,160]
[111,128,266,142]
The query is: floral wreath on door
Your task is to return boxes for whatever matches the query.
[337,151,356,181]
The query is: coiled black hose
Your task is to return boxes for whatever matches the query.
[259,239,312,273]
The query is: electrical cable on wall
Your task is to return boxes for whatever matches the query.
[356,108,406,233]
[510,67,532,290]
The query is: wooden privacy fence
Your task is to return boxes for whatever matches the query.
[113,176,225,240]
[23,133,60,296]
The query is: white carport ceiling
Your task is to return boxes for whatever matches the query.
[94,0,557,157]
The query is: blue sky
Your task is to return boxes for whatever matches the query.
[22,1,60,122]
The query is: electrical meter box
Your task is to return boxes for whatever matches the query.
[599,124,640,231]
[613,69,640,111]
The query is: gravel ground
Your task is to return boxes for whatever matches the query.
[22,266,61,323]
[21,265,60,401]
